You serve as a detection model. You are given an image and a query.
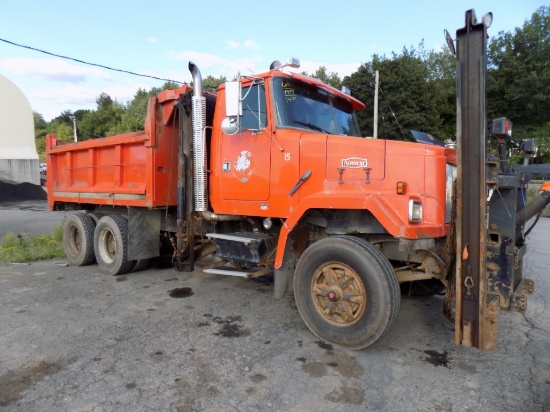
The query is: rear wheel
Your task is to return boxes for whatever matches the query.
[94,215,132,276]
[294,235,400,350]
[63,213,96,266]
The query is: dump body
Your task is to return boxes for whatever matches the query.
[46,85,192,211]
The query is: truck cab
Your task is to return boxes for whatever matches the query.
[205,65,455,281]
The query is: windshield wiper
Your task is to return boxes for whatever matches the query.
[293,120,330,134]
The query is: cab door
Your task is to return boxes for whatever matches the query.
[220,82,271,201]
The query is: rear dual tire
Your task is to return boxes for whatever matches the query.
[94,215,133,276]
[63,213,96,266]
[64,212,147,276]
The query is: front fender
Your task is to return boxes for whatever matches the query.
[274,193,447,268]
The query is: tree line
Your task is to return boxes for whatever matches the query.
[35,6,549,164]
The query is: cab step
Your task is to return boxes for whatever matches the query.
[203,265,273,279]
[206,232,277,265]
[206,232,260,245]
[203,267,255,278]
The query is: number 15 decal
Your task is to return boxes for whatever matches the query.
[284,152,291,161]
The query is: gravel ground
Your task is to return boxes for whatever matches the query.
[0,217,549,411]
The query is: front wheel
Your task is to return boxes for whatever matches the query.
[94,215,133,276]
[294,235,400,350]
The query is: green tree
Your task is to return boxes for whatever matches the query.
[78,93,125,139]
[47,121,73,142]
[51,110,73,127]
[33,112,48,139]
[34,111,47,161]
[424,49,456,139]
[110,81,195,135]
[73,109,90,122]
[488,6,550,162]
[202,75,226,93]
[48,110,78,142]
[345,48,444,139]
[309,66,342,89]
[110,88,151,134]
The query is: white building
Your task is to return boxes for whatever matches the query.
[0,73,39,185]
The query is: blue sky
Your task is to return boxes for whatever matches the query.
[0,1,543,120]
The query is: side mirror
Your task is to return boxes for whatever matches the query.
[222,81,241,135]
[221,117,239,135]
[225,81,242,117]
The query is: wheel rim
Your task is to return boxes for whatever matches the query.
[67,225,81,255]
[98,227,116,264]
[311,262,367,327]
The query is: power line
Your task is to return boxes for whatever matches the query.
[0,37,185,85]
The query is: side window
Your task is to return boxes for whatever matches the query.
[241,83,267,130]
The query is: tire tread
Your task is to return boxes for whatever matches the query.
[63,213,96,266]
[94,215,132,276]
[294,235,400,350]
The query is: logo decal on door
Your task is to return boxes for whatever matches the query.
[234,151,254,182]
[341,157,368,168]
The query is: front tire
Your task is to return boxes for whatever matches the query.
[294,235,400,350]
[63,213,96,266]
[94,215,132,276]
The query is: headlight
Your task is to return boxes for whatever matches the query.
[446,164,457,223]
[409,200,423,222]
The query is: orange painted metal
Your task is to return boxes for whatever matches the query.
[209,73,455,268]
[46,85,192,211]
[47,69,455,272]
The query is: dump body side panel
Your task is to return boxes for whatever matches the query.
[46,86,192,211]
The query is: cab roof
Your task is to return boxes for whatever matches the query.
[230,70,366,112]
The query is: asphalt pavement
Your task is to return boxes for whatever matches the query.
[0,201,66,238]
[0,211,549,411]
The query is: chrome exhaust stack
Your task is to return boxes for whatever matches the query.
[188,61,207,212]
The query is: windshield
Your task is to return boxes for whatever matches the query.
[272,76,361,136]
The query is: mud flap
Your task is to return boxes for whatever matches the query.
[128,207,161,261]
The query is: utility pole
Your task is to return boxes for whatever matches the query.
[69,115,77,142]
[373,70,379,139]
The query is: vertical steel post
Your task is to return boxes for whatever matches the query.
[454,10,498,349]
[373,70,379,139]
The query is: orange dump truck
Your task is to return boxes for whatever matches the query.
[47,10,550,350]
